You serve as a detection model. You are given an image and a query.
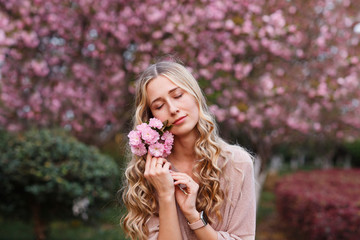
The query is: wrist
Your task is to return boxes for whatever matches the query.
[185,210,200,224]
[188,211,208,230]
[158,193,175,203]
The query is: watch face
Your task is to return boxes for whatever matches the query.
[188,211,208,230]
[201,211,208,225]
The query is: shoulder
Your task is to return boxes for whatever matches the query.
[220,141,254,165]
[218,141,254,180]
[217,142,255,205]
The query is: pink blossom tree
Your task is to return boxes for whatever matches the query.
[1,0,359,170]
[0,0,134,143]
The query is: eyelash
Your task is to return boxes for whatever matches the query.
[156,104,163,110]
[154,93,183,110]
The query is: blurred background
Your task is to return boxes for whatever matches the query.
[0,0,359,239]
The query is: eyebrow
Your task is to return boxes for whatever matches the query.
[150,87,181,106]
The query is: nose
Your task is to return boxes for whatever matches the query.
[168,99,179,115]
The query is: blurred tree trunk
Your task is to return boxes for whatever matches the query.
[254,144,273,206]
[32,202,47,240]
[257,144,272,173]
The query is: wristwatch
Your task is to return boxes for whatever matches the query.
[188,211,208,230]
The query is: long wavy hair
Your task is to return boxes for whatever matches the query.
[121,61,229,240]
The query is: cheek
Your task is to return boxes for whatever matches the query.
[193,107,200,122]
[151,110,167,122]
[190,99,200,115]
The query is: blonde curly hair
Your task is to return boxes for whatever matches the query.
[121,61,229,240]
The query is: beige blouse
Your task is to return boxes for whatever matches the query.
[147,144,256,240]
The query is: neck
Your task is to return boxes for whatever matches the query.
[169,130,198,164]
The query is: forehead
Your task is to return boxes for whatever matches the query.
[146,75,180,98]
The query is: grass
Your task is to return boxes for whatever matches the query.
[256,190,276,225]
[2,195,277,240]
[1,164,320,240]
[0,207,127,240]
[1,186,280,240]
[0,219,33,240]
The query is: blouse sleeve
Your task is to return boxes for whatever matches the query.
[147,215,160,240]
[217,155,257,240]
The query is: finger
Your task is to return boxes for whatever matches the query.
[176,185,189,195]
[163,162,171,171]
[145,152,152,174]
[171,174,192,182]
[173,174,193,186]
[150,156,159,170]
[158,157,168,164]
[173,176,190,183]
[174,179,192,186]
[146,152,152,162]
[170,172,190,178]
[155,158,166,168]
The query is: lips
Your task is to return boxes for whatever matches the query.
[173,115,187,125]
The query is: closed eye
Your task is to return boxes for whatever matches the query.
[175,94,183,99]
[156,104,164,110]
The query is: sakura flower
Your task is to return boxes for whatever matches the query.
[141,127,160,144]
[136,123,150,132]
[131,143,147,156]
[148,143,165,157]
[161,131,174,145]
[163,143,173,157]
[149,118,163,129]
[128,130,142,146]
[128,118,174,158]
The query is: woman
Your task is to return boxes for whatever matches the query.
[122,61,256,240]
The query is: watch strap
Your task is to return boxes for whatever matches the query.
[188,211,207,230]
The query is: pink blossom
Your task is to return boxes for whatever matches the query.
[149,118,163,129]
[163,143,172,157]
[313,122,322,132]
[146,8,164,23]
[72,121,83,132]
[141,127,160,145]
[317,82,328,97]
[229,106,240,117]
[242,19,253,34]
[7,123,22,132]
[288,6,297,14]
[0,29,5,43]
[20,31,39,48]
[350,56,359,64]
[131,143,147,157]
[250,116,263,128]
[237,113,246,123]
[128,130,142,146]
[1,0,359,167]
[152,30,163,39]
[148,143,165,157]
[161,131,174,145]
[269,10,286,28]
[225,19,235,30]
[136,123,150,132]
[234,63,252,80]
[209,105,227,122]
[336,131,344,138]
[30,60,49,77]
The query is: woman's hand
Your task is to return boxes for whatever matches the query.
[144,152,174,199]
[171,172,200,223]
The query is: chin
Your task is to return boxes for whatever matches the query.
[172,126,197,137]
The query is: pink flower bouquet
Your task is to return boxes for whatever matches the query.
[128,118,174,158]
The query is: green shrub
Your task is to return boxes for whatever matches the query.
[0,129,120,240]
[344,140,360,167]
